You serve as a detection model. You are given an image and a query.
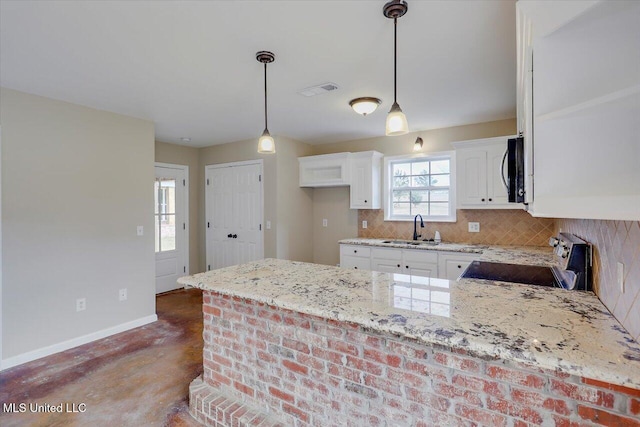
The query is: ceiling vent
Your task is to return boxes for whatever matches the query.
[297,82,339,97]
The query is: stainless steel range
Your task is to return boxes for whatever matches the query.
[461,232,592,291]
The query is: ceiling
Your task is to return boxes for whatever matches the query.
[0,1,517,147]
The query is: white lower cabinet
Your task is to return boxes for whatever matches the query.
[339,245,371,271]
[402,250,438,277]
[341,244,477,280]
[438,253,477,281]
[371,248,402,274]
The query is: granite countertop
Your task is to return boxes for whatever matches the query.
[339,238,558,267]
[178,258,640,389]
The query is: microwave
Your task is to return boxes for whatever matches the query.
[505,136,525,204]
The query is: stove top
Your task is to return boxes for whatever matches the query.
[460,233,591,291]
[461,261,559,287]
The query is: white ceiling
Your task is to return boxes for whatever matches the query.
[0,0,517,147]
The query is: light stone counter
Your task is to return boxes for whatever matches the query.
[338,238,558,267]
[178,258,640,389]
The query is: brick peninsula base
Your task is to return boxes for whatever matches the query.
[189,291,640,427]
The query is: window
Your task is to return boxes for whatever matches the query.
[384,152,456,222]
[154,178,176,252]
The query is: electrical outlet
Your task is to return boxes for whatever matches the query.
[119,288,128,301]
[617,262,624,293]
[322,219,328,227]
[362,220,368,229]
[76,298,86,312]
[468,222,480,233]
[136,226,144,236]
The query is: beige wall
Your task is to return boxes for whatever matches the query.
[1,88,156,360]
[155,141,200,274]
[311,118,516,156]
[198,136,314,270]
[312,187,358,266]
[275,137,314,262]
[309,119,517,265]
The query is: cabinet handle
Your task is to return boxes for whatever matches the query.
[354,266,358,269]
[227,234,233,238]
[397,264,400,268]
[364,200,367,203]
[232,234,238,239]
[354,250,357,253]
[458,265,462,269]
[405,265,409,269]
[481,198,486,202]
[488,198,493,202]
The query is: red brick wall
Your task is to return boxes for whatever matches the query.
[198,291,640,426]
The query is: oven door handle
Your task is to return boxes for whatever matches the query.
[500,148,509,192]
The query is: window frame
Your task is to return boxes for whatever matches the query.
[383,151,456,222]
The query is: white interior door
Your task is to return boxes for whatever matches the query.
[206,161,263,271]
[155,164,189,293]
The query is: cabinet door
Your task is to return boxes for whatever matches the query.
[438,252,477,280]
[404,262,438,278]
[486,144,509,205]
[340,255,371,271]
[457,149,488,205]
[400,249,438,277]
[350,157,372,209]
[372,258,402,274]
[441,259,473,281]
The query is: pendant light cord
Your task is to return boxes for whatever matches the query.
[264,63,268,130]
[393,17,398,105]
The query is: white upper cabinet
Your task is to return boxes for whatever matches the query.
[299,153,351,187]
[453,137,522,209]
[519,0,640,220]
[350,151,383,209]
[299,151,383,210]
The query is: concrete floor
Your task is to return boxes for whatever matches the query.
[0,288,205,427]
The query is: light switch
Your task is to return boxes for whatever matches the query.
[322,219,328,227]
[137,226,144,236]
[266,220,271,230]
[362,220,368,229]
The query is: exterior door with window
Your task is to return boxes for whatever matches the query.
[205,161,263,271]
[155,164,188,294]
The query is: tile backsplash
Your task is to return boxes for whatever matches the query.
[556,219,640,343]
[358,209,555,247]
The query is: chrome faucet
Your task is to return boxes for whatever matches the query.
[413,214,424,240]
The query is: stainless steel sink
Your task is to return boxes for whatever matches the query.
[381,240,439,246]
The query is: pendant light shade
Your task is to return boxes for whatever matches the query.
[256,51,276,154]
[383,0,409,136]
[258,129,275,153]
[386,102,409,136]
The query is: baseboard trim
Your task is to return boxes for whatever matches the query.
[0,314,158,371]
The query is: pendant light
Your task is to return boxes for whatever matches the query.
[383,0,409,136]
[256,51,276,153]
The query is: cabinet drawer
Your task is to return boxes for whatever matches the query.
[340,255,371,271]
[403,249,438,264]
[371,247,402,260]
[340,245,371,258]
